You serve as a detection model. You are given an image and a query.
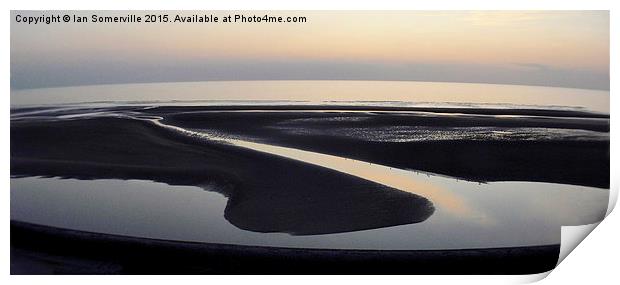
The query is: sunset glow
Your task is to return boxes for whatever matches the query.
[11,11,609,90]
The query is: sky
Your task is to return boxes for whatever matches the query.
[11,11,609,90]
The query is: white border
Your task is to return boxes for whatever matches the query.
[3,1,617,284]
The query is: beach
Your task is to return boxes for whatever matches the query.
[10,104,609,274]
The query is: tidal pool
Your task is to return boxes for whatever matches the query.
[11,144,608,250]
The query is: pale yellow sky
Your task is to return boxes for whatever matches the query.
[11,11,609,90]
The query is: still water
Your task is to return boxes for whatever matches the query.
[11,135,608,250]
[11,80,610,113]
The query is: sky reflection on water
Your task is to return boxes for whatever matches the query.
[11,81,610,113]
[11,136,608,250]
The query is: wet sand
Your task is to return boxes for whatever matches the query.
[10,105,608,274]
[156,106,609,188]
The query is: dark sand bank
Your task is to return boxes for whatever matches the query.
[11,116,434,235]
[11,221,560,274]
[154,107,609,188]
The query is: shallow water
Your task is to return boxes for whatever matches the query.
[11,134,608,250]
[11,80,610,113]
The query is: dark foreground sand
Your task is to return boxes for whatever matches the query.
[11,221,559,274]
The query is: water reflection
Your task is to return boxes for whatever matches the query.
[152,118,607,244]
[10,172,607,250]
[202,128,475,218]
[154,118,608,230]
[11,80,610,113]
